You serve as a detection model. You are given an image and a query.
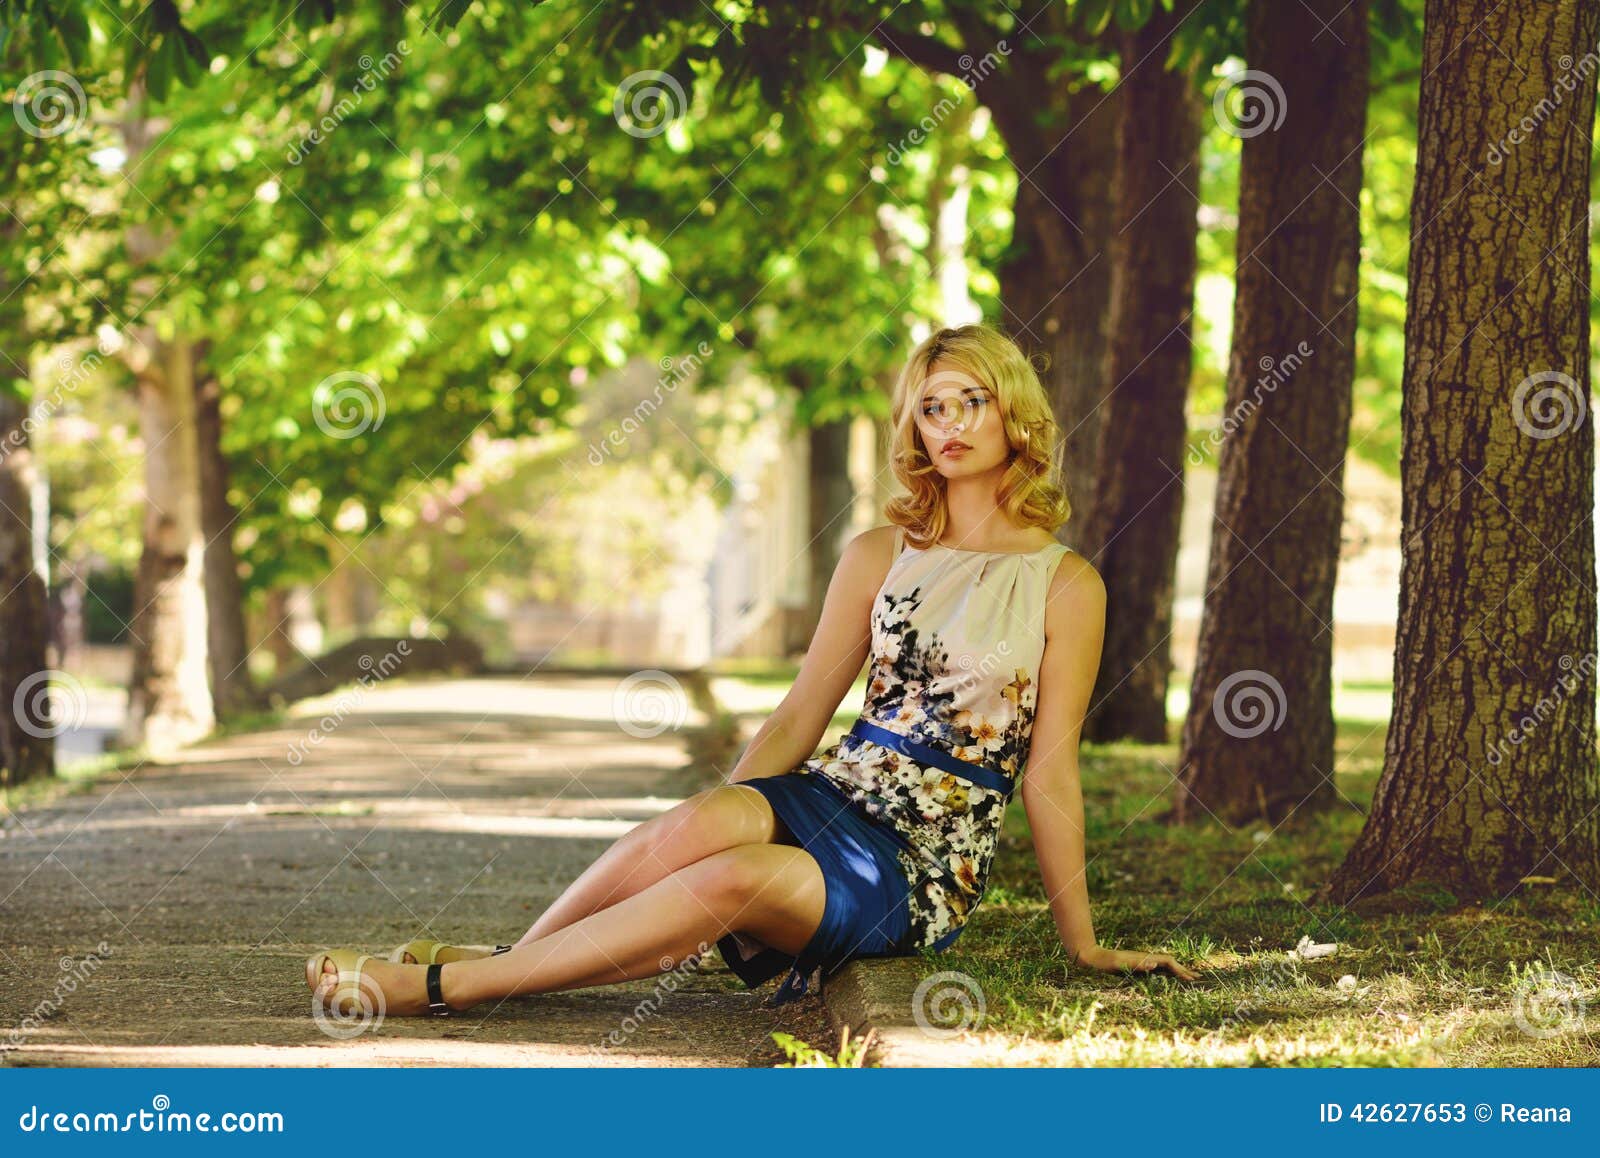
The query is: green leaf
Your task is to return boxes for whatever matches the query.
[173,25,208,86]
[1115,0,1156,32]
[428,0,477,30]
[1076,0,1114,37]
[47,2,91,67]
[145,37,173,102]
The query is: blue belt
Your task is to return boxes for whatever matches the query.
[847,718,1016,797]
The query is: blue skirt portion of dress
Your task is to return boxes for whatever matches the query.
[716,771,964,1006]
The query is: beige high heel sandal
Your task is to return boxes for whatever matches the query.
[388,939,516,964]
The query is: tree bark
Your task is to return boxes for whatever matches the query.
[121,333,214,754]
[0,207,54,787]
[1081,1,1202,744]
[993,80,1119,550]
[795,415,855,652]
[1174,0,1369,825]
[118,87,213,755]
[193,346,261,719]
[258,586,308,676]
[1319,0,1600,902]
[0,387,54,789]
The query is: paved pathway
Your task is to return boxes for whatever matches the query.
[0,675,830,1066]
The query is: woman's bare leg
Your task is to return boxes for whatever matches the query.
[514,783,784,943]
[313,842,825,1014]
[397,783,783,963]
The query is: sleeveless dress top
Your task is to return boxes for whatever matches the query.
[796,535,1074,948]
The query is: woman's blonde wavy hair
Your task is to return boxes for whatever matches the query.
[884,323,1071,549]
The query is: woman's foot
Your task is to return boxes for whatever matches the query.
[305,951,466,1017]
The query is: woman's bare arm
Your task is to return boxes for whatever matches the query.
[1021,551,1199,979]
[727,525,897,784]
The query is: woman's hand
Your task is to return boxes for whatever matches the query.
[1070,944,1200,981]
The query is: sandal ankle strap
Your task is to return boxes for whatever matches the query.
[425,963,453,1017]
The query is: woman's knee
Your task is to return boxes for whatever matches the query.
[696,844,820,911]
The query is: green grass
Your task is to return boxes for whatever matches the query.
[0,748,140,815]
[922,719,1600,1066]
[770,1027,876,1067]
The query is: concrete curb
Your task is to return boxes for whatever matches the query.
[822,957,992,1067]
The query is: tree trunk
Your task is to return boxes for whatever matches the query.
[119,86,213,755]
[121,334,214,754]
[994,81,1119,551]
[1319,0,1600,902]
[193,347,260,719]
[795,416,855,651]
[258,586,307,676]
[862,17,1117,546]
[1081,2,1202,744]
[1173,0,1369,825]
[53,565,86,669]
[0,386,54,789]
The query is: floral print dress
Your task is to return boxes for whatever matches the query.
[795,534,1074,948]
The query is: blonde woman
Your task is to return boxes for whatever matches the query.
[306,322,1200,1019]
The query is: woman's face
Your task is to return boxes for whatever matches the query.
[914,361,1010,480]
